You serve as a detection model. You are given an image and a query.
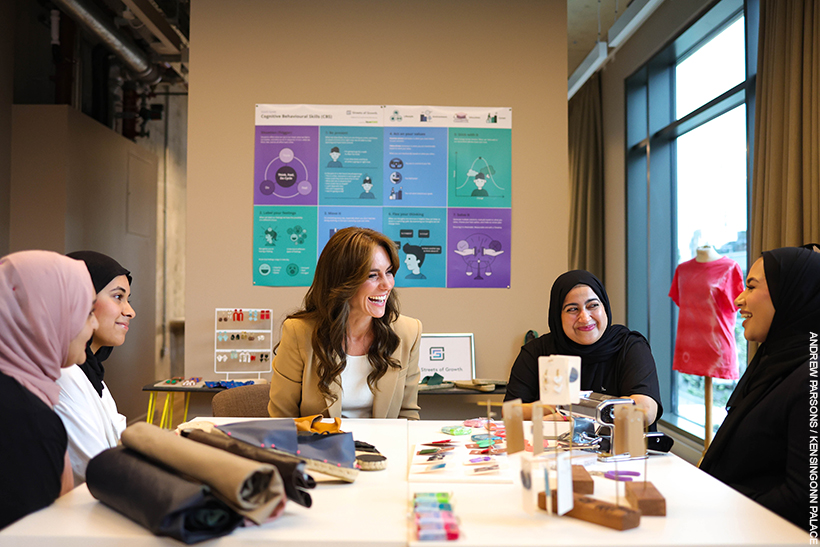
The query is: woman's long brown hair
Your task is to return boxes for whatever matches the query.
[280,227,402,402]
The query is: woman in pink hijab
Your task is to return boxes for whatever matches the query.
[0,250,97,529]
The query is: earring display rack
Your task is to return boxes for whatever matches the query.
[214,308,273,375]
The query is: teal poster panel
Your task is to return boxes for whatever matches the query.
[383,207,447,288]
[318,126,384,206]
[447,127,512,208]
[253,206,318,286]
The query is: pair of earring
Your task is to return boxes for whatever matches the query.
[216,354,228,362]
[543,369,564,393]
[230,351,237,359]
[217,311,230,322]
[217,331,230,342]
[248,310,259,321]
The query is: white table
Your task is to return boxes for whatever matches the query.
[407,422,808,546]
[0,419,809,546]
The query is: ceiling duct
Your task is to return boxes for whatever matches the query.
[51,0,162,85]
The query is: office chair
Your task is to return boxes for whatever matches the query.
[211,383,271,417]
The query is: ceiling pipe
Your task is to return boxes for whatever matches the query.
[51,0,162,85]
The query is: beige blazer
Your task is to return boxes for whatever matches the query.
[267,315,422,420]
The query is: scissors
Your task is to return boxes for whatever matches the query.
[591,470,641,481]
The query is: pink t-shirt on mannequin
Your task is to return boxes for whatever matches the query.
[669,254,744,379]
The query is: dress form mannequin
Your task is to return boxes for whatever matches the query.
[696,245,721,263]
[694,244,721,449]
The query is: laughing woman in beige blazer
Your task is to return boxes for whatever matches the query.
[268,227,422,420]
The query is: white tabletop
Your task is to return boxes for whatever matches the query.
[0,418,809,546]
[408,421,808,546]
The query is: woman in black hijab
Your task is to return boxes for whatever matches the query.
[55,251,135,483]
[700,246,819,530]
[505,270,662,425]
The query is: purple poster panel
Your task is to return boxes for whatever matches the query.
[254,126,319,206]
[447,208,511,288]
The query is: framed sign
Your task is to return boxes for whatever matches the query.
[418,333,475,382]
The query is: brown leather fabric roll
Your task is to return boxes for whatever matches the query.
[121,422,285,524]
[182,428,315,507]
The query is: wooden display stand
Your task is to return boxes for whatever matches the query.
[625,481,666,516]
[538,491,641,531]
[572,465,594,495]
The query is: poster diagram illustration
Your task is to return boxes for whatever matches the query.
[447,208,511,289]
[382,127,447,207]
[254,104,512,288]
[317,206,383,255]
[448,128,512,208]
[383,207,447,288]
[319,126,384,206]
[253,206,318,286]
[254,126,318,206]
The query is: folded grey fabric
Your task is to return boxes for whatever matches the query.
[182,428,315,508]
[121,422,285,524]
[86,446,242,544]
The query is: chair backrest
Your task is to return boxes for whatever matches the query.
[211,383,271,417]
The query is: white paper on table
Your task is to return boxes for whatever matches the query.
[518,453,546,515]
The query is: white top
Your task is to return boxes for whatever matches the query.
[340,354,374,418]
[54,365,127,483]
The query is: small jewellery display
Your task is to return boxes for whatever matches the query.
[213,308,274,374]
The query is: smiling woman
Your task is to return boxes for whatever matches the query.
[505,270,662,426]
[700,246,820,531]
[0,251,95,529]
[268,227,422,419]
[54,251,134,484]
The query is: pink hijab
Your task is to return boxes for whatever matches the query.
[0,250,94,407]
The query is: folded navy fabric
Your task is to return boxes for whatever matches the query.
[216,419,359,482]
[86,446,242,544]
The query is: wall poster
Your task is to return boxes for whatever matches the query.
[253,104,512,288]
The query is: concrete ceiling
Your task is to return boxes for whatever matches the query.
[568,0,621,78]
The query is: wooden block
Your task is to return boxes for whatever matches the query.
[572,465,594,495]
[537,491,641,531]
[625,481,666,516]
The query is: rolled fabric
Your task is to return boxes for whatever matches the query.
[86,446,242,544]
[183,428,316,508]
[121,422,285,524]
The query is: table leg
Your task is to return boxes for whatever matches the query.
[160,393,172,429]
[169,393,175,428]
[146,392,156,424]
[183,393,191,424]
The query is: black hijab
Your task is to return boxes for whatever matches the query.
[67,251,132,397]
[545,270,635,366]
[701,246,820,471]
[505,270,662,424]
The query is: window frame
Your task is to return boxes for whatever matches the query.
[624,0,759,439]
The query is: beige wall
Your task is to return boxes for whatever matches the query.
[600,0,713,324]
[186,0,569,384]
[10,105,158,420]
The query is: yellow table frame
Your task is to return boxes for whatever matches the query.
[143,383,222,429]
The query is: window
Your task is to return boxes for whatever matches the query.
[625,0,759,439]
